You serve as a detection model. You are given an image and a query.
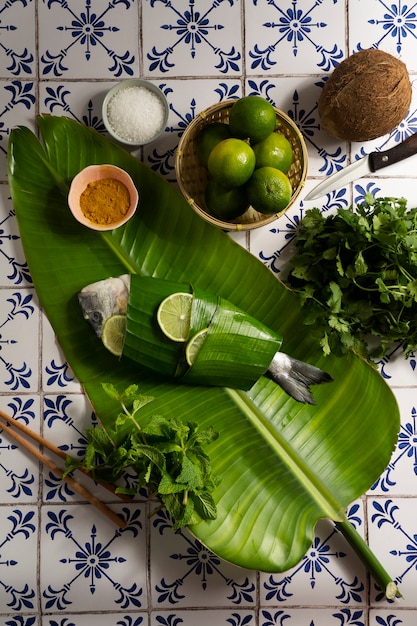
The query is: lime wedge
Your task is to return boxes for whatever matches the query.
[186,328,208,366]
[157,292,193,342]
[102,314,126,356]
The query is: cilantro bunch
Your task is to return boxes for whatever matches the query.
[287,194,417,358]
[67,383,220,529]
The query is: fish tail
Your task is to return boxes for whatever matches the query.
[266,352,333,404]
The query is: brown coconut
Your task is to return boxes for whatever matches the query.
[318,49,412,141]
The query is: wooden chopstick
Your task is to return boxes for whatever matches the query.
[0,409,128,529]
[0,409,132,502]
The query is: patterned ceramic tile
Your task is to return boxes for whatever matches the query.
[259,507,367,607]
[149,507,257,608]
[260,608,366,626]
[0,505,38,614]
[42,315,82,393]
[349,0,417,68]
[0,394,40,504]
[151,610,254,626]
[40,502,146,613]
[368,497,417,606]
[142,0,242,76]
[245,0,346,76]
[0,0,36,79]
[0,80,36,182]
[0,287,39,393]
[38,0,140,79]
[0,185,32,287]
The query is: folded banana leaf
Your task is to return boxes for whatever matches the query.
[7,115,399,574]
[123,275,283,387]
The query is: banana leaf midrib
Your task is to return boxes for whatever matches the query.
[226,387,346,521]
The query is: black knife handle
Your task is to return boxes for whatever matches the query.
[369,132,417,172]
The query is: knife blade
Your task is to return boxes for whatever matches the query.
[304,132,417,201]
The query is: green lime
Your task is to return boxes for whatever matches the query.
[186,328,209,366]
[229,95,276,144]
[195,122,231,168]
[253,131,293,173]
[207,138,256,188]
[102,314,126,356]
[156,292,193,342]
[245,166,292,215]
[204,179,249,221]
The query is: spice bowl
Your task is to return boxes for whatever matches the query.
[102,79,169,147]
[68,164,139,231]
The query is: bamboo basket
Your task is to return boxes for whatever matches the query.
[175,100,308,231]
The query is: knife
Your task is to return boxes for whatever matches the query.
[304,132,417,201]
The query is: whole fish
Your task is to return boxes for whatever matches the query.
[78,274,333,404]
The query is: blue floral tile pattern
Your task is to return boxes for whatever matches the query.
[0,0,417,623]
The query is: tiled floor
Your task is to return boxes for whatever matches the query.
[1,1,417,624]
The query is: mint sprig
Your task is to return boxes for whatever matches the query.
[67,383,220,529]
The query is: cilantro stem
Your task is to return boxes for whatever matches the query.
[335,520,402,600]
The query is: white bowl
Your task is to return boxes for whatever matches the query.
[102,79,169,147]
[68,164,139,231]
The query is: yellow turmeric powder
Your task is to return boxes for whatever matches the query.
[79,178,130,225]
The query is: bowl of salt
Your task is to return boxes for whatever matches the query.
[102,79,169,147]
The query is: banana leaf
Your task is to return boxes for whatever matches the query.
[7,115,400,575]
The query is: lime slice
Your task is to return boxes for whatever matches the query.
[157,292,193,342]
[185,328,208,366]
[102,314,126,356]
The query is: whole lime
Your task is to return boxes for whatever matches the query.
[253,131,293,173]
[245,166,292,214]
[204,179,249,221]
[207,137,256,188]
[195,122,231,168]
[229,95,277,144]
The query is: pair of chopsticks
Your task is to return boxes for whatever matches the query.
[0,408,129,529]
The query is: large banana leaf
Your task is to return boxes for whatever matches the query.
[7,115,399,573]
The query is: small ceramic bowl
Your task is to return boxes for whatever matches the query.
[102,79,169,147]
[68,164,139,231]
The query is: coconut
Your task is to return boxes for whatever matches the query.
[318,49,412,141]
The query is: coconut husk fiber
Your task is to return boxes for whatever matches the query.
[318,49,412,141]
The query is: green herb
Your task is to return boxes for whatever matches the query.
[66,383,220,529]
[288,194,417,358]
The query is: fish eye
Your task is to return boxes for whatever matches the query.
[89,311,103,324]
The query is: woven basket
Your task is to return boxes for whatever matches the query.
[175,100,308,231]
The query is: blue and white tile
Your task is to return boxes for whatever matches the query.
[0,185,32,287]
[0,0,36,79]
[142,0,242,77]
[38,0,139,80]
[369,387,417,497]
[369,611,417,626]
[46,614,148,626]
[0,394,40,504]
[368,497,417,605]
[149,507,257,608]
[151,610,255,626]
[40,502,146,613]
[42,314,82,393]
[259,505,367,607]
[0,80,36,182]
[260,608,366,626]
[245,0,346,76]
[349,0,417,69]
[0,505,38,614]
[0,287,39,393]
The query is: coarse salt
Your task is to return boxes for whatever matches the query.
[106,85,166,144]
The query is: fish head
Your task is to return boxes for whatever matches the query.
[78,274,130,338]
